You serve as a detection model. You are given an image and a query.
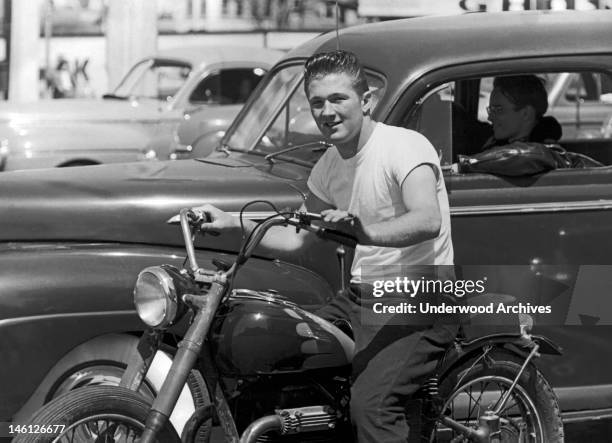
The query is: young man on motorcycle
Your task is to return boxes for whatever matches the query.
[195,50,457,443]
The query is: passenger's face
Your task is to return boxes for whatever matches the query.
[488,88,527,141]
[306,73,367,146]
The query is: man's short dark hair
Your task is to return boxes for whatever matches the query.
[304,50,369,96]
[493,75,548,117]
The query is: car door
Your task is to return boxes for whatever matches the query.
[392,56,612,419]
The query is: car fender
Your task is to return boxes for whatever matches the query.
[0,242,333,421]
[12,333,198,436]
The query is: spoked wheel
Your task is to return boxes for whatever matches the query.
[52,413,152,442]
[431,350,563,443]
[13,386,180,443]
[439,375,543,442]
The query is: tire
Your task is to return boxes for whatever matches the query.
[13,386,180,443]
[427,349,563,442]
[14,334,211,440]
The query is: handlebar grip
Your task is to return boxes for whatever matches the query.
[187,210,220,236]
[316,227,357,248]
[199,212,221,236]
[190,210,212,224]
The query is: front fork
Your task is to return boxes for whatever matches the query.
[120,281,237,443]
[119,329,162,391]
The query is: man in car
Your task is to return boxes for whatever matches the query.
[194,50,457,442]
[456,75,601,175]
[486,75,560,147]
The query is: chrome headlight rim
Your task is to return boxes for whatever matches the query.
[134,266,178,329]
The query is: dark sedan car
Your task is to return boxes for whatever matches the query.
[3,10,612,436]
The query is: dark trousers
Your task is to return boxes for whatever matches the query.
[316,285,458,443]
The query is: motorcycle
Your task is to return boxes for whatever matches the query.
[16,205,564,442]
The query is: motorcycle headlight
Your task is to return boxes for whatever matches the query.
[134,266,178,328]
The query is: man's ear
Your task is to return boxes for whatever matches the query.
[522,105,537,123]
[361,89,373,115]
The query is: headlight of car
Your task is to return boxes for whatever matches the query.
[134,266,178,328]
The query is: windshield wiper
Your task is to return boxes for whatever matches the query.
[215,143,245,155]
[216,144,232,156]
[264,141,331,164]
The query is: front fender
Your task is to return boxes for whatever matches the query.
[0,242,333,420]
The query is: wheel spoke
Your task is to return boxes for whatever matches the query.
[499,397,520,416]
[465,380,490,421]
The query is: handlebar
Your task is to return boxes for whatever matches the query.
[174,208,358,279]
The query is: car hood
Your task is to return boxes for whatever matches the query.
[0,98,166,123]
[0,158,307,246]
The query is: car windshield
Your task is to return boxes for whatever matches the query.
[225,65,304,153]
[111,59,192,101]
[224,64,386,164]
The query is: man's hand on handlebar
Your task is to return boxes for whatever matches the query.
[320,209,368,244]
[191,204,239,234]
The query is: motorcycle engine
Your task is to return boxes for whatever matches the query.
[232,378,350,442]
[255,405,337,443]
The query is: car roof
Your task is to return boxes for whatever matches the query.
[281,10,612,87]
[152,45,285,69]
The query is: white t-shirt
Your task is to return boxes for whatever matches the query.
[307,122,454,283]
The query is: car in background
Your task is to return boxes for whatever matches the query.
[0,45,282,171]
[2,10,612,436]
[547,71,612,138]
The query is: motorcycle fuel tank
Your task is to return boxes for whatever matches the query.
[210,289,354,376]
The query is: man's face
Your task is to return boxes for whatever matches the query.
[306,72,367,146]
[488,88,528,141]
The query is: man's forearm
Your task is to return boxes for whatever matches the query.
[229,217,306,255]
[361,212,441,248]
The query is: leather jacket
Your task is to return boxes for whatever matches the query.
[456,116,603,176]
[457,141,603,176]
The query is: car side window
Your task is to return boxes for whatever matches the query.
[477,72,612,157]
[155,66,191,101]
[189,68,266,105]
[542,72,612,140]
[112,61,191,101]
[405,81,492,166]
[407,71,612,175]
[564,73,603,102]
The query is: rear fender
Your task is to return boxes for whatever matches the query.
[438,333,563,381]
